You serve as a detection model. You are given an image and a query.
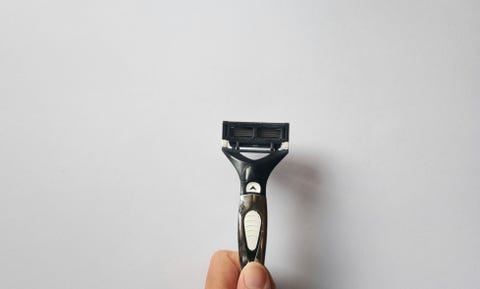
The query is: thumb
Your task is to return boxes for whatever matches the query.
[237,262,274,289]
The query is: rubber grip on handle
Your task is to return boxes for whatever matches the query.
[238,194,267,268]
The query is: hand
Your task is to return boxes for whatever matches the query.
[205,250,275,289]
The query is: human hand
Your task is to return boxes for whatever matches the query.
[205,250,275,289]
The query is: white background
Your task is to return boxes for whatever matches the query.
[1,1,479,288]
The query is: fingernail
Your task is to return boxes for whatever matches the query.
[242,262,269,289]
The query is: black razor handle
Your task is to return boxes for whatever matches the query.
[223,148,288,268]
[238,191,267,267]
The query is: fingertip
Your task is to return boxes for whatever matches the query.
[239,262,272,289]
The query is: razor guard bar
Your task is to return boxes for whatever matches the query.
[222,121,289,268]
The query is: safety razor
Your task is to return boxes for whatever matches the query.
[222,121,289,268]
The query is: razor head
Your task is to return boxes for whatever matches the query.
[222,121,289,152]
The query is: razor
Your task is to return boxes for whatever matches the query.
[222,121,289,268]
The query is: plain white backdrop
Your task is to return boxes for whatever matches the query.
[1,0,479,288]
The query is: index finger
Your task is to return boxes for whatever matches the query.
[205,250,241,289]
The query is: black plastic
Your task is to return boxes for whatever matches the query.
[222,148,288,195]
[223,121,289,151]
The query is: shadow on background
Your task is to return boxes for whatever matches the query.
[271,152,330,289]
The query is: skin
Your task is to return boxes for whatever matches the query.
[205,250,275,289]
